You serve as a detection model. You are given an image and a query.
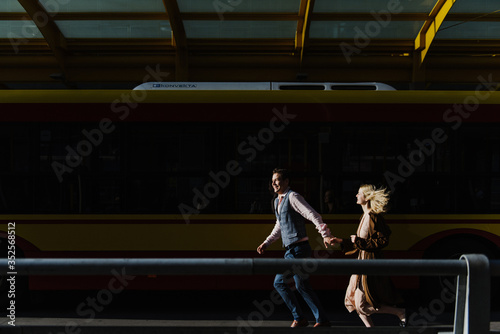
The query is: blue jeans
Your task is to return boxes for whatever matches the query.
[273,242,329,323]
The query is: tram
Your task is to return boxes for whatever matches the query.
[1,82,500,294]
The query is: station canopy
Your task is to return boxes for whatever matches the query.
[0,0,499,89]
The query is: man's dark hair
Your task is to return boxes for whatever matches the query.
[272,168,291,183]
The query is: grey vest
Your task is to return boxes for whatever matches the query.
[275,191,308,247]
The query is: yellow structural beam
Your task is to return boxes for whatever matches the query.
[415,0,456,66]
[18,0,68,76]
[296,0,315,64]
[163,0,189,81]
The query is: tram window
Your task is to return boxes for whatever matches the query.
[458,128,496,173]
[278,85,325,90]
[339,127,392,174]
[236,177,272,214]
[330,85,376,90]
[129,125,175,172]
[98,142,121,172]
[97,178,122,213]
[491,178,500,211]
[235,126,289,172]
[179,133,207,171]
[12,131,32,173]
[2,120,499,214]
[35,176,78,213]
[0,134,12,172]
[1,176,31,212]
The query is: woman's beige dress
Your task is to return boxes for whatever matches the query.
[343,212,401,316]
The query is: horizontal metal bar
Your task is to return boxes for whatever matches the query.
[1,258,253,276]
[0,258,467,276]
[254,258,467,276]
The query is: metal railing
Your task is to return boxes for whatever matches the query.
[1,254,496,334]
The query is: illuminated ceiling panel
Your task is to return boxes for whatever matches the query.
[55,20,171,38]
[0,0,25,12]
[183,20,297,38]
[436,21,500,39]
[449,0,500,13]
[313,0,436,13]
[39,0,166,13]
[178,0,301,13]
[0,20,42,38]
[310,21,424,39]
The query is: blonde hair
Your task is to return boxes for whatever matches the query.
[359,184,390,214]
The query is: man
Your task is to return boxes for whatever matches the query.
[257,168,333,328]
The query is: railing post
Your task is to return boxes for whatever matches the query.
[453,265,466,334]
[453,254,490,334]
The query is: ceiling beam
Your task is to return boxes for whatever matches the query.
[309,12,500,21]
[49,12,299,21]
[296,0,307,53]
[4,35,500,51]
[3,52,500,85]
[162,0,188,81]
[5,37,500,57]
[296,0,315,65]
[0,13,31,20]
[414,0,456,67]
[6,11,500,22]
[17,0,69,81]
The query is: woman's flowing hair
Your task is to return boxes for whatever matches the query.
[360,184,390,214]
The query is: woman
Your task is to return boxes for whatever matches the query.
[332,184,406,327]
